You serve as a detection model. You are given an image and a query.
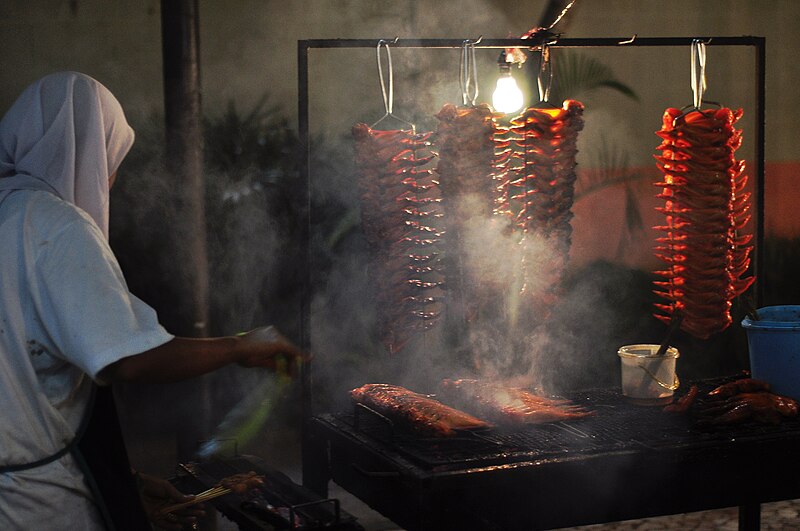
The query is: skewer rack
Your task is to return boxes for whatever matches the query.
[296,34,766,337]
[296,36,767,529]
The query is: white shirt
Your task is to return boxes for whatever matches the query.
[0,190,174,529]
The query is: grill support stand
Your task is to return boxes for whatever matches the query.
[739,503,761,531]
[297,36,768,531]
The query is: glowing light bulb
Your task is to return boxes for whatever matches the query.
[492,71,523,114]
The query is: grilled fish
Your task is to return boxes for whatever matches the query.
[350,383,490,437]
[439,378,594,425]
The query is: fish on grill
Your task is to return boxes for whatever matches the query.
[653,107,754,339]
[439,378,594,425]
[350,383,490,437]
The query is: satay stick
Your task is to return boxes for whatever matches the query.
[158,472,265,515]
[156,486,232,515]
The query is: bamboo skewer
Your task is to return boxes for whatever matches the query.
[156,472,264,516]
[156,486,232,515]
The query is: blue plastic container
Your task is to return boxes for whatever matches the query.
[741,306,800,400]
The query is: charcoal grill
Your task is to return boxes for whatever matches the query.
[302,378,800,530]
[172,455,362,530]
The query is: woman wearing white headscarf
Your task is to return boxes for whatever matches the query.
[0,72,304,530]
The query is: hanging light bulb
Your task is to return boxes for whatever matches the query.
[492,62,523,114]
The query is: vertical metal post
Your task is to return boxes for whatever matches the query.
[161,0,210,463]
[161,0,209,338]
[298,40,321,492]
[754,36,766,306]
[738,502,761,531]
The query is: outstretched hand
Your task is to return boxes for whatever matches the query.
[235,326,309,376]
[136,472,204,530]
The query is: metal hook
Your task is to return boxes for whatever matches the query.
[618,34,637,45]
[671,38,718,126]
[460,37,481,106]
[376,40,394,116]
[371,38,414,130]
[690,39,707,110]
[537,43,553,104]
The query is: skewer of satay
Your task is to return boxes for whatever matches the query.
[156,471,264,515]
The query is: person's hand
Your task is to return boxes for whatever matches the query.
[235,326,309,377]
[135,471,204,530]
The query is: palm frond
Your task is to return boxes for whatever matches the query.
[203,95,297,181]
[550,51,638,103]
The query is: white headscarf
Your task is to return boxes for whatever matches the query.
[0,71,134,238]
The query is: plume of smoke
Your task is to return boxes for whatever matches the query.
[111,107,310,467]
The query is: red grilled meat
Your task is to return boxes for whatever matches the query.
[697,391,798,425]
[439,378,594,425]
[707,378,770,399]
[505,101,585,311]
[353,123,445,354]
[434,103,510,327]
[351,383,490,436]
[653,107,755,339]
[663,384,699,414]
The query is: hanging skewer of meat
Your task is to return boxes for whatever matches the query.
[435,103,504,226]
[434,103,509,328]
[653,107,754,339]
[509,101,584,252]
[353,123,444,354]
[506,100,585,309]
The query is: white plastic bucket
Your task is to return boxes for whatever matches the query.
[617,344,680,405]
[741,305,800,400]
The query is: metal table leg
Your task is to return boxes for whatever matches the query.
[738,503,761,531]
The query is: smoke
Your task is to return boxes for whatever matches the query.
[110,2,664,474]
[305,159,661,413]
[109,106,311,471]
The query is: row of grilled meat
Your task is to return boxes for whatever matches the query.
[665,377,799,425]
[351,376,798,439]
[350,380,594,437]
[353,102,754,353]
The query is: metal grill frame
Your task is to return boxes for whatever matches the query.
[296,36,768,531]
[304,381,800,531]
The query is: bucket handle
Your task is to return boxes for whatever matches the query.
[637,364,680,391]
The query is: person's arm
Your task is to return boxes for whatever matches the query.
[98,329,306,384]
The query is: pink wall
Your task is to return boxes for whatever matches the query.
[569,161,796,271]
[764,162,800,238]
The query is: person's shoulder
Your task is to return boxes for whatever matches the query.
[13,190,101,238]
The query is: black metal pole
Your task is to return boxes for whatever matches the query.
[297,40,318,492]
[738,502,761,531]
[754,37,766,306]
[161,0,210,463]
[298,36,764,50]
[161,0,209,339]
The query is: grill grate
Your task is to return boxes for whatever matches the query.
[175,456,361,530]
[335,379,800,470]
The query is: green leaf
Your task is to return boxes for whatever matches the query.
[550,51,638,103]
